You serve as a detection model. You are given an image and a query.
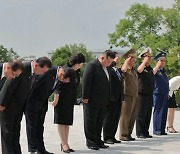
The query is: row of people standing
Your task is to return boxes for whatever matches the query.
[0,49,172,153]
[0,55,83,154]
[0,57,53,154]
[82,48,170,151]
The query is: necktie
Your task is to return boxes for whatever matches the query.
[52,79,59,91]
[0,77,7,91]
[30,74,36,88]
[116,70,121,80]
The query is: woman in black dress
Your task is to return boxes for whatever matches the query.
[52,53,85,153]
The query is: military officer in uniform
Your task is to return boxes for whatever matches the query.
[136,48,154,139]
[153,52,169,135]
[119,49,138,141]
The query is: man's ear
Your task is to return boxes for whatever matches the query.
[101,56,105,61]
[6,65,11,70]
[34,63,40,68]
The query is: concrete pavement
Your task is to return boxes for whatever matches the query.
[1,104,180,154]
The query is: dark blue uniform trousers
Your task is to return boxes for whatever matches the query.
[153,93,168,134]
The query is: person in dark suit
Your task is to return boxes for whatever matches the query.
[52,53,85,153]
[103,52,123,144]
[25,66,76,154]
[0,57,52,154]
[82,50,115,150]
[136,48,154,139]
[0,60,23,111]
[0,59,23,139]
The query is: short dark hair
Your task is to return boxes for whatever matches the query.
[35,57,52,68]
[103,50,116,59]
[9,59,23,72]
[62,66,76,82]
[67,53,85,67]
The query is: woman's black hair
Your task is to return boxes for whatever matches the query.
[67,53,85,67]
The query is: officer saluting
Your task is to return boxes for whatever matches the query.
[119,49,138,141]
[153,52,169,135]
[136,48,154,139]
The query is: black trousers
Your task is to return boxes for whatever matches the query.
[103,100,122,140]
[83,104,106,147]
[1,111,23,154]
[25,110,46,152]
[136,93,153,136]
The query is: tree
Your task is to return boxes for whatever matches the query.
[166,46,180,78]
[109,3,164,53]
[0,45,19,62]
[51,44,94,66]
[163,0,180,47]
[109,0,180,70]
[109,0,180,54]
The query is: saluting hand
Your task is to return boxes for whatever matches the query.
[142,56,149,64]
[125,56,132,63]
[156,60,162,68]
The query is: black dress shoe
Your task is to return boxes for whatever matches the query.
[137,135,146,139]
[104,139,114,144]
[113,138,121,143]
[161,132,167,135]
[146,135,153,138]
[99,144,109,148]
[130,138,135,141]
[69,148,75,152]
[88,146,99,150]
[129,136,135,141]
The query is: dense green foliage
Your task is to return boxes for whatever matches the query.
[0,45,19,62]
[51,44,95,66]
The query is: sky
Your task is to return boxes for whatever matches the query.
[0,0,175,57]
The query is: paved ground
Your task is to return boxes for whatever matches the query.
[1,104,180,154]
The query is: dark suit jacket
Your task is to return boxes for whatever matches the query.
[0,63,4,90]
[0,62,32,115]
[0,63,2,78]
[82,59,110,109]
[26,67,58,113]
[109,66,123,102]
